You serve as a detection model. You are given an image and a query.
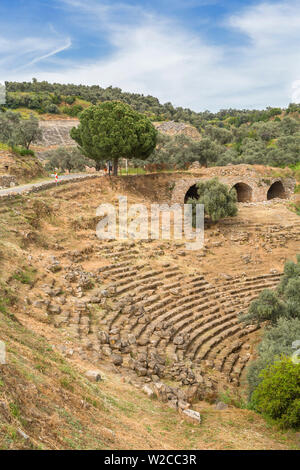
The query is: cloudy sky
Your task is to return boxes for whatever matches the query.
[0,0,300,111]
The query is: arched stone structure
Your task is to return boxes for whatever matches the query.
[184,184,199,203]
[231,182,252,202]
[170,166,296,205]
[172,177,257,205]
[267,181,286,200]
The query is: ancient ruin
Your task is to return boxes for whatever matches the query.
[171,165,295,204]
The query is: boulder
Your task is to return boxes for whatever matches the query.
[85,370,102,382]
[181,409,201,424]
[142,384,155,398]
[215,401,228,410]
[111,354,123,366]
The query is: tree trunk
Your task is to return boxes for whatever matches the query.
[113,157,118,176]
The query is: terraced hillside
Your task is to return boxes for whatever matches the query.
[33,120,201,150]
[0,175,300,449]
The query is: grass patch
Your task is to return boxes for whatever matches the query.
[11,267,37,286]
[217,391,248,409]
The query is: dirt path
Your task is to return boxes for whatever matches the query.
[0,173,100,198]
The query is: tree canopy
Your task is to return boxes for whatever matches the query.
[70,101,157,175]
[0,111,41,149]
[44,147,94,172]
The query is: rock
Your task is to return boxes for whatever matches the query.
[48,260,62,272]
[102,346,112,356]
[127,334,136,345]
[182,409,201,424]
[89,295,101,303]
[33,300,46,308]
[168,399,178,409]
[111,354,123,366]
[185,384,199,403]
[17,428,29,440]
[85,370,102,382]
[173,336,184,345]
[178,400,190,410]
[215,401,228,410]
[142,384,154,398]
[135,364,147,376]
[47,304,61,315]
[220,273,233,280]
[98,330,109,344]
[153,382,168,402]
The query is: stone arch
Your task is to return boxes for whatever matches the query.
[231,182,253,202]
[184,184,199,203]
[267,181,286,200]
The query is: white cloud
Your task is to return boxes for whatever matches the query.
[0,35,72,76]
[3,0,300,111]
[15,39,72,70]
[292,80,300,102]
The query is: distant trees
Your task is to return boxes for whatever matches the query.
[44,147,94,172]
[3,79,289,132]
[251,121,280,142]
[0,111,41,149]
[145,134,191,171]
[70,101,157,175]
[146,134,225,170]
[61,104,83,117]
[2,79,300,171]
[190,138,225,167]
[187,178,238,223]
[204,124,233,144]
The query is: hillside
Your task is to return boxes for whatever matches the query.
[1,80,299,175]
[4,80,300,129]
[31,119,201,151]
[0,149,46,187]
[0,173,300,449]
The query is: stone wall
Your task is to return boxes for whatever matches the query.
[0,175,17,189]
[36,120,78,147]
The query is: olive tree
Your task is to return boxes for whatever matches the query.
[0,111,41,149]
[187,178,238,223]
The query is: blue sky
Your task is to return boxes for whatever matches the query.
[0,0,300,111]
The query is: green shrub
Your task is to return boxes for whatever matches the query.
[251,357,300,428]
[61,104,83,117]
[187,178,238,223]
[247,317,300,396]
[239,289,287,325]
[13,147,35,157]
[64,96,76,105]
[240,256,300,326]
